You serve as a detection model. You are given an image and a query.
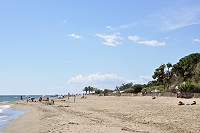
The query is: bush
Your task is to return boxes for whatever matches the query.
[141,85,164,93]
[179,79,194,93]
[192,82,200,93]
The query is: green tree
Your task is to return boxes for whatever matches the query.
[173,53,200,81]
[115,82,133,91]
[83,86,95,94]
[166,62,172,72]
[95,89,102,94]
[131,84,142,93]
[165,62,173,89]
[83,87,88,94]
[88,86,94,94]
[152,64,166,89]
[152,63,174,90]
[152,64,165,83]
[192,62,200,83]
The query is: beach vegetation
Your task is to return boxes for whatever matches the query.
[150,53,200,94]
[141,85,164,93]
[179,79,195,93]
[83,86,95,94]
[82,53,200,97]
[152,63,173,90]
[192,62,200,83]
[173,53,200,81]
[115,82,133,91]
[124,84,143,93]
[95,89,102,94]
[83,87,88,94]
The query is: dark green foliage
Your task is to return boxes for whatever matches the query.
[152,63,173,90]
[83,86,95,94]
[123,84,143,93]
[115,82,133,91]
[192,62,200,83]
[173,53,200,81]
[179,79,194,93]
[83,87,88,94]
[152,64,165,83]
[95,89,101,94]
[192,83,200,93]
[151,53,200,92]
[131,84,142,93]
[141,85,164,93]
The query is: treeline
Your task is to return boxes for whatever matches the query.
[83,53,200,95]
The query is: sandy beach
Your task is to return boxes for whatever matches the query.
[1,95,200,133]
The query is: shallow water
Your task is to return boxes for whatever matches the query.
[0,95,51,130]
[0,104,25,130]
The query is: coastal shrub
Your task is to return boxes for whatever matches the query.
[179,79,194,93]
[192,82,200,93]
[124,88,134,93]
[123,84,142,93]
[131,84,142,93]
[141,85,164,93]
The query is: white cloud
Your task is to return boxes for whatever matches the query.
[67,73,151,90]
[106,26,114,30]
[155,6,200,31]
[68,33,83,39]
[138,40,165,46]
[96,33,123,46]
[192,38,200,43]
[128,36,141,41]
[165,37,182,42]
[117,23,137,30]
[105,23,137,31]
[68,73,126,84]
[129,35,165,46]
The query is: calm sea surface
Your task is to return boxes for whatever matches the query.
[0,95,44,130]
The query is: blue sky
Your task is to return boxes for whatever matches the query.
[0,0,200,95]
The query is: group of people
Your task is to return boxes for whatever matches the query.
[81,93,87,99]
[178,100,196,105]
[38,97,49,102]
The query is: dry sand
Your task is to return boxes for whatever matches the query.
[1,95,200,133]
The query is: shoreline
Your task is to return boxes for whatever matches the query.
[0,102,25,130]
[1,96,200,133]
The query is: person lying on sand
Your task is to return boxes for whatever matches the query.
[178,101,184,105]
[178,101,196,105]
[191,101,196,105]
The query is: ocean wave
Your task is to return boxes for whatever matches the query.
[0,105,11,113]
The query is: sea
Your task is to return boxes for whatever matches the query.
[0,95,44,130]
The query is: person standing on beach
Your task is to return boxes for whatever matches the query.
[20,96,23,100]
[68,92,70,100]
[74,95,76,102]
